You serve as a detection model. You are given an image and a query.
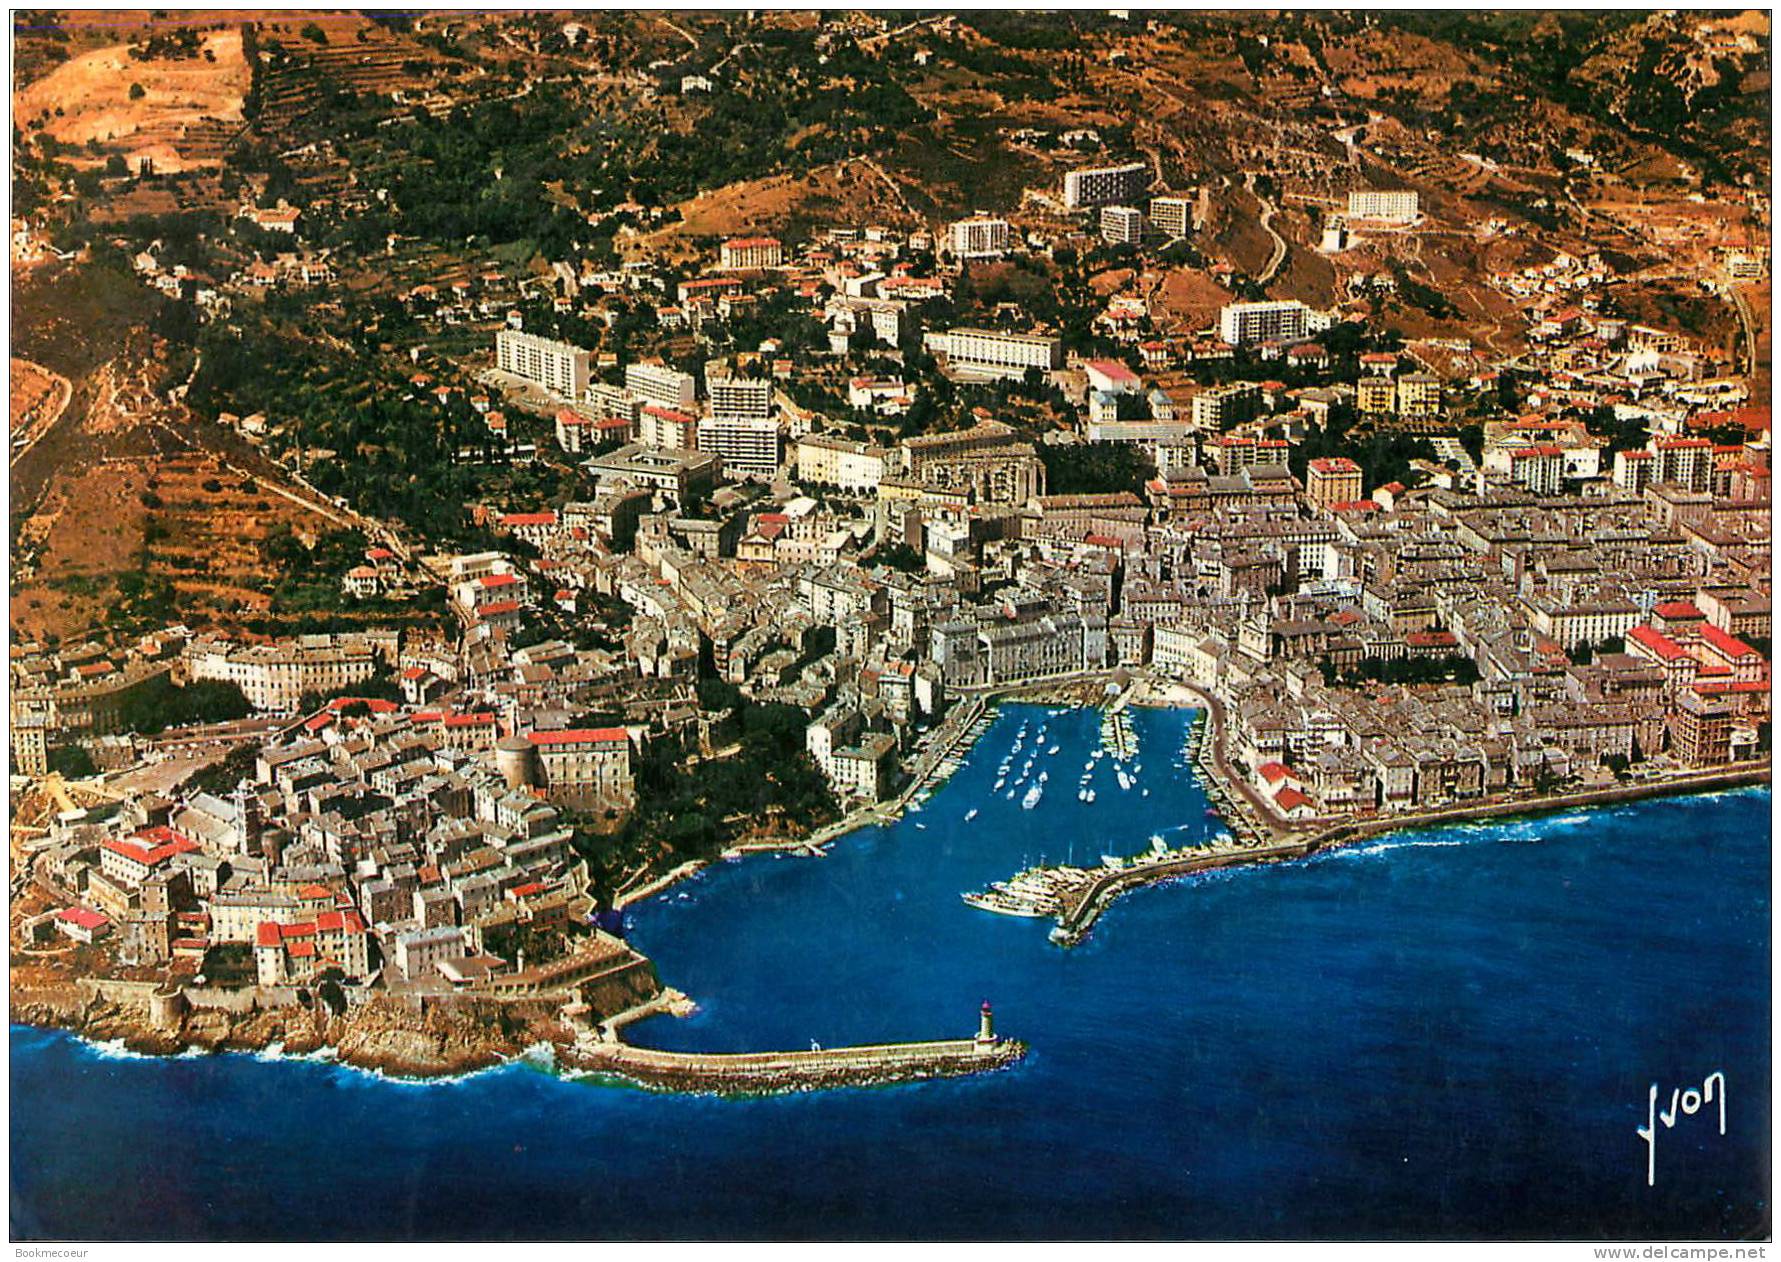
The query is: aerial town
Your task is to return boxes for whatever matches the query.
[8,11,1771,1083]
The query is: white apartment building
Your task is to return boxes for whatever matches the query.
[1218,300,1311,347]
[624,361,698,410]
[1346,190,1420,223]
[184,635,381,712]
[796,434,887,493]
[1652,438,1714,492]
[1485,444,1567,495]
[705,369,774,420]
[926,327,1063,380]
[1149,196,1192,239]
[638,403,700,451]
[718,236,783,270]
[947,216,1012,259]
[495,329,592,400]
[1100,205,1144,246]
[696,415,781,480]
[1063,161,1150,210]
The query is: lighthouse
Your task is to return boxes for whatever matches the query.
[976,999,997,1046]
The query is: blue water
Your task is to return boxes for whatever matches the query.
[10,705,1771,1240]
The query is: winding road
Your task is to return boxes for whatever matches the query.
[1246,172,1289,285]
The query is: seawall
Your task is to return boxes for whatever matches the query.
[564,1035,1025,1094]
[1051,765,1771,946]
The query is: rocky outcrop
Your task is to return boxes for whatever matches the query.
[9,980,572,1079]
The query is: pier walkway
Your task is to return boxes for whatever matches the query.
[566,1031,1024,1093]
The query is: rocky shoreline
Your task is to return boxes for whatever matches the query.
[9,977,570,1079]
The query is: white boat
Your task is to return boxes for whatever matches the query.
[964,809,979,823]
[1084,789,1097,804]
[1048,745,1060,755]
[993,778,1005,791]
[1117,770,1133,792]
[1142,788,1150,797]
[1078,789,1089,802]
[1022,783,1043,810]
[962,890,1052,918]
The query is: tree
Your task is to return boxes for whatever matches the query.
[129,82,145,100]
[47,745,97,778]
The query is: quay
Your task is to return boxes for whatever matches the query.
[1048,762,1771,946]
[563,1002,1025,1094]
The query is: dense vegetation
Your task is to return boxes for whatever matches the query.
[576,685,839,902]
[1038,443,1156,497]
[117,677,252,735]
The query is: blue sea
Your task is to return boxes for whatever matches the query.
[10,705,1772,1240]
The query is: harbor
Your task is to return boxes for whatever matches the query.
[951,688,1773,949]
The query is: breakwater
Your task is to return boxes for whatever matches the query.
[1051,838,1316,945]
[1048,763,1772,946]
[566,1033,1025,1094]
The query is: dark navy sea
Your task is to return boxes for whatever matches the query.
[10,705,1771,1240]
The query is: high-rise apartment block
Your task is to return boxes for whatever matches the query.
[1218,300,1311,347]
[926,328,1064,380]
[704,368,774,420]
[1063,161,1149,210]
[624,362,698,411]
[1100,205,1144,246]
[1346,190,1420,223]
[947,217,1012,259]
[696,415,781,480]
[495,330,591,400]
[1149,196,1192,238]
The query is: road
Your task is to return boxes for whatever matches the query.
[852,156,921,224]
[1723,277,1757,376]
[1246,172,1289,285]
[9,359,74,471]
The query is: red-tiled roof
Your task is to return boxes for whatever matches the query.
[103,829,199,868]
[1699,624,1759,660]
[326,696,398,714]
[527,727,628,747]
[1275,787,1312,813]
[443,712,497,728]
[1257,761,1293,784]
[58,907,109,931]
[1628,625,1690,663]
[1653,601,1704,621]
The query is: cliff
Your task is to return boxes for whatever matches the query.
[10,978,573,1078]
